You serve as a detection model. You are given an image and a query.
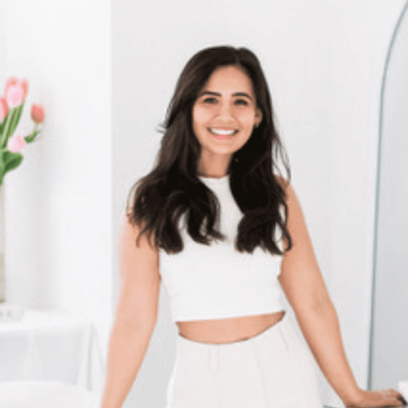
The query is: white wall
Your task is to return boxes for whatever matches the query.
[0,1,7,83]
[3,0,113,350]
[112,1,407,407]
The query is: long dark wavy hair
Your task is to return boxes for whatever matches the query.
[126,45,292,255]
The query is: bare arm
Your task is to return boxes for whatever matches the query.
[100,214,161,408]
[277,179,405,408]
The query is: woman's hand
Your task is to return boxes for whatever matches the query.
[344,388,407,407]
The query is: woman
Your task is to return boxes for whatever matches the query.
[100,46,406,408]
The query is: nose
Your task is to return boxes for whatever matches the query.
[215,100,235,122]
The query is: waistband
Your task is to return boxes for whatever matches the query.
[175,313,299,368]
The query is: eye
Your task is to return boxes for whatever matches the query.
[234,99,249,106]
[203,97,218,104]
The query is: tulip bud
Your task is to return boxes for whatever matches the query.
[6,84,24,108]
[31,103,45,124]
[0,97,8,122]
[7,134,26,153]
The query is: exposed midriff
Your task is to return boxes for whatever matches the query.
[176,310,285,344]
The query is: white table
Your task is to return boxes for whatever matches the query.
[0,309,105,396]
[0,381,99,408]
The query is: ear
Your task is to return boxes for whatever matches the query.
[255,108,263,127]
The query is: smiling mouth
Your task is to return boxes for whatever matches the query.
[208,128,238,136]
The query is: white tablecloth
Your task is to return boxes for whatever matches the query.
[0,310,105,396]
[0,381,99,408]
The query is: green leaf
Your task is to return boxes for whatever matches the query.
[0,149,23,176]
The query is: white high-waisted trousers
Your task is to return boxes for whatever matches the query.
[165,313,322,408]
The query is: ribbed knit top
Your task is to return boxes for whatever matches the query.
[159,174,285,322]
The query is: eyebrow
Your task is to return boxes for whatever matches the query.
[198,91,254,101]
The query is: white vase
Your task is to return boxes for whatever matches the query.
[0,184,5,303]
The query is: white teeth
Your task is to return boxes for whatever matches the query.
[210,128,236,135]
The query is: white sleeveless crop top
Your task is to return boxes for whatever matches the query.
[159,174,285,322]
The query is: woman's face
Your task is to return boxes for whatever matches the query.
[192,65,262,173]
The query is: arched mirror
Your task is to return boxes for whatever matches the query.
[369,0,408,390]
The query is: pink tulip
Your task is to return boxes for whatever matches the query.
[6,84,24,108]
[0,97,8,122]
[31,103,45,124]
[4,77,29,108]
[7,134,26,153]
[4,77,28,99]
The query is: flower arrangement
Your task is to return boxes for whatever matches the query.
[0,77,45,188]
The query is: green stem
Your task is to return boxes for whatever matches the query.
[0,109,15,149]
[24,128,39,143]
[9,103,24,137]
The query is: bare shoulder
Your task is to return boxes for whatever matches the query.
[274,174,298,215]
[121,187,160,270]
[119,214,159,265]
[273,174,302,250]
[274,174,290,190]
